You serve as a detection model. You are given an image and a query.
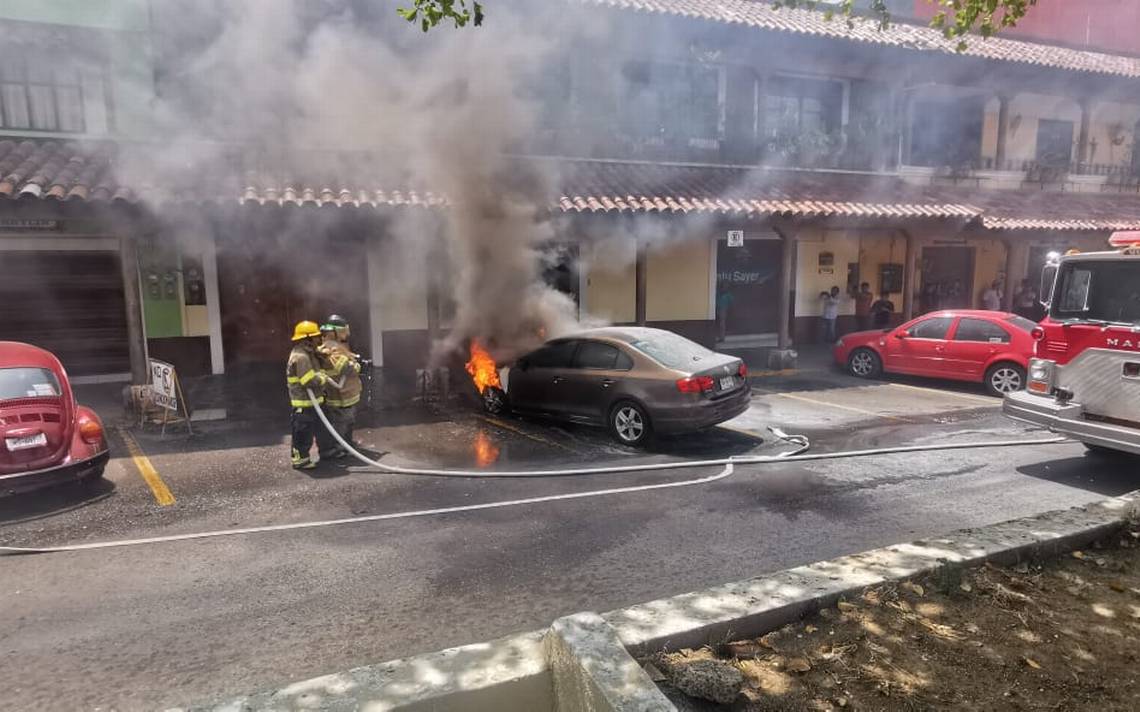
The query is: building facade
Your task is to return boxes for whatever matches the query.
[2,0,1140,385]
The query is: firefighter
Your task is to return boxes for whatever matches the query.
[286,320,337,469]
[319,314,363,449]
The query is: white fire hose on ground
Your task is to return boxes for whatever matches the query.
[0,389,1068,555]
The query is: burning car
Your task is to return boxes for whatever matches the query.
[467,327,751,446]
[0,341,110,495]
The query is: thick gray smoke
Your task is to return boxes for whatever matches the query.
[126,0,585,364]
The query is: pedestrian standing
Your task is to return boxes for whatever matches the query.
[981,280,1003,311]
[819,286,841,343]
[1013,279,1039,319]
[871,292,895,329]
[319,314,363,450]
[286,320,336,470]
[854,282,874,331]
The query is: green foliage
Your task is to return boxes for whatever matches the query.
[397,0,484,32]
[397,1,1039,46]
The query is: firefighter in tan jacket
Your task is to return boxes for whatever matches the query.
[286,320,338,469]
[319,314,363,449]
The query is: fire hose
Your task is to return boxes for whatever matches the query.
[0,389,1069,555]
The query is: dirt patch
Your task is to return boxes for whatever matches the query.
[648,527,1140,711]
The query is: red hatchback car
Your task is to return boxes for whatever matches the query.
[0,341,110,495]
[833,311,1038,396]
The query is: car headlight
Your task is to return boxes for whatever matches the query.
[1027,358,1055,395]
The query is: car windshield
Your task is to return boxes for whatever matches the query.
[1004,315,1037,332]
[629,332,719,370]
[0,367,61,401]
[1051,261,1140,325]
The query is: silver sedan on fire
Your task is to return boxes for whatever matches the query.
[486,327,751,446]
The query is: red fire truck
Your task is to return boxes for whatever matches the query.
[1003,231,1140,456]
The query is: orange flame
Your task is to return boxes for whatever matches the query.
[473,431,500,468]
[465,340,502,395]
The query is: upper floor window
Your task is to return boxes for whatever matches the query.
[0,54,108,134]
[620,60,723,147]
[908,97,983,167]
[765,75,843,139]
[1036,119,1074,168]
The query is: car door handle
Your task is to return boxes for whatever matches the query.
[601,379,615,388]
[552,376,563,384]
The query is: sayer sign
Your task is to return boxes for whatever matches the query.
[149,359,178,411]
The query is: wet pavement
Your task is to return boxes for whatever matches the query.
[1,363,1137,710]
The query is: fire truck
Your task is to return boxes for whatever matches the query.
[1003,231,1140,456]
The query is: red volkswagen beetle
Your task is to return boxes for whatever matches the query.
[833,311,1038,396]
[0,341,110,495]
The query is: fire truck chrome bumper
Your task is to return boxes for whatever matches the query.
[1003,391,1140,456]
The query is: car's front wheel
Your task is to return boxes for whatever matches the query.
[847,348,882,379]
[609,401,651,447]
[985,362,1026,396]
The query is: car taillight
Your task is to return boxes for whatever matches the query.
[78,415,104,444]
[738,362,748,378]
[676,376,714,393]
[1030,326,1045,341]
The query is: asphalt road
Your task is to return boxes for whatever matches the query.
[1,367,1137,710]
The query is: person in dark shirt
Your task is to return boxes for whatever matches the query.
[871,293,895,329]
[854,282,874,331]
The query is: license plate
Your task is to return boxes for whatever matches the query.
[6,432,47,451]
[719,376,736,391]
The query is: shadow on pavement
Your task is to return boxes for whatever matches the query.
[0,477,116,526]
[1016,453,1140,497]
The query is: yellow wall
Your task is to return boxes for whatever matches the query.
[855,231,906,302]
[971,238,1008,307]
[183,305,209,337]
[795,229,860,316]
[586,262,636,323]
[646,239,712,321]
[981,93,1140,169]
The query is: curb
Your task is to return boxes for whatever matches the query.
[190,490,1140,711]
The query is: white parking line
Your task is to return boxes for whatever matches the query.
[885,382,997,406]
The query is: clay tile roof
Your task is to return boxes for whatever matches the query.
[552,158,981,219]
[976,190,1140,231]
[579,0,1140,79]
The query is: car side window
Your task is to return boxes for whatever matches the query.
[527,340,578,369]
[908,317,953,340]
[572,341,619,370]
[614,350,634,371]
[954,318,1011,344]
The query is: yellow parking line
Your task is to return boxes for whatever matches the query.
[117,427,175,506]
[885,382,997,405]
[773,392,906,422]
[475,415,583,454]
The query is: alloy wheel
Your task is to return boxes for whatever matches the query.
[851,351,875,376]
[614,406,645,443]
[991,367,1022,393]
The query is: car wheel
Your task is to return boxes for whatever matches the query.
[609,401,651,446]
[847,348,882,379]
[985,363,1025,396]
[482,386,508,415]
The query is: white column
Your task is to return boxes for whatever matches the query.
[366,235,385,367]
[201,231,225,375]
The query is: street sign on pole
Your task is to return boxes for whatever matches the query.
[727,230,744,247]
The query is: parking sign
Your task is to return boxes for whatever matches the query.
[149,359,178,411]
[727,230,744,247]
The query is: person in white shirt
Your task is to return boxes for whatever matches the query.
[981,280,1003,311]
[819,286,841,343]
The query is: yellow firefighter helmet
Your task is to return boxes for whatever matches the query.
[291,320,321,341]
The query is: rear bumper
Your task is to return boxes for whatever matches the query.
[0,450,110,495]
[654,385,752,433]
[1003,390,1140,456]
